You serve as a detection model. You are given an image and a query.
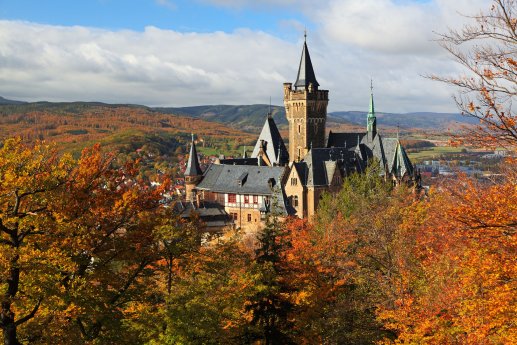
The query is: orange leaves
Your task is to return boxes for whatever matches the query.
[0,138,178,343]
[376,166,517,344]
[483,68,495,80]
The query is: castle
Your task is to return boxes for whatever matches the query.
[178,38,416,232]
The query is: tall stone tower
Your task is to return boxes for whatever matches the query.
[184,134,203,202]
[284,36,329,162]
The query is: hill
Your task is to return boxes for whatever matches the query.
[329,111,477,130]
[0,96,27,105]
[0,99,475,156]
[155,104,287,131]
[0,101,254,157]
[156,104,474,131]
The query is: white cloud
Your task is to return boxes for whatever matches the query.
[155,0,177,11]
[0,0,493,113]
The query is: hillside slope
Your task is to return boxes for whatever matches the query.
[155,104,287,131]
[0,102,253,156]
[158,104,473,131]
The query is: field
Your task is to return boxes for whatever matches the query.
[408,146,466,162]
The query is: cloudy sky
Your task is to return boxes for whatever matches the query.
[0,0,491,112]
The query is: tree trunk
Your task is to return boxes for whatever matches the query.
[1,302,19,345]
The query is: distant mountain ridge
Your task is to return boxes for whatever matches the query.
[329,111,478,129]
[163,105,474,131]
[0,96,27,105]
[0,97,474,131]
[155,105,288,130]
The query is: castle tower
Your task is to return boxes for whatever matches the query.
[185,133,203,202]
[284,35,329,162]
[367,80,377,142]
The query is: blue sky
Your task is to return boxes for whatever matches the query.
[0,0,491,112]
[0,0,308,36]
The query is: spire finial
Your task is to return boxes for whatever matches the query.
[397,124,400,139]
[268,96,272,118]
[304,28,307,42]
[370,78,374,94]
[191,133,194,142]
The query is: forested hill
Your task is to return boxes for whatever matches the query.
[156,105,475,131]
[0,97,474,136]
[329,111,478,129]
[155,104,288,130]
[0,96,27,105]
[0,100,253,156]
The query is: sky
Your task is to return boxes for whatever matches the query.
[0,0,491,112]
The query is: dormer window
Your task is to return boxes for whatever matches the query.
[268,178,275,190]
[237,172,248,187]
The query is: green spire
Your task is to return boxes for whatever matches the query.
[367,79,377,137]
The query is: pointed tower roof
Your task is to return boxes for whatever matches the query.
[185,134,203,176]
[251,116,289,165]
[294,36,320,89]
[368,79,376,119]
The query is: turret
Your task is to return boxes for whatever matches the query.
[185,133,203,202]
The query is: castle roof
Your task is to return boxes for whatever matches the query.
[251,116,289,165]
[326,132,414,178]
[294,41,320,89]
[299,147,361,187]
[197,164,287,196]
[197,164,293,215]
[185,135,203,177]
[173,200,233,230]
[218,157,259,166]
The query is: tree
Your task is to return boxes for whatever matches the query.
[154,232,253,345]
[376,168,517,344]
[309,164,414,344]
[0,139,185,344]
[0,138,74,345]
[244,211,294,344]
[435,0,517,147]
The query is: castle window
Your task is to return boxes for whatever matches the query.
[231,213,238,221]
[247,214,252,222]
[244,195,249,204]
[298,124,301,134]
[293,195,299,208]
[291,178,298,186]
[228,193,236,203]
[253,195,258,204]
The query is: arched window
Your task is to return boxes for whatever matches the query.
[293,195,299,208]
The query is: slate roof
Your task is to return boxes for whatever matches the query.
[325,131,414,178]
[174,200,233,230]
[218,157,259,166]
[185,138,203,176]
[197,164,287,195]
[298,148,361,187]
[251,116,289,165]
[327,131,366,149]
[294,41,320,89]
[197,164,293,216]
